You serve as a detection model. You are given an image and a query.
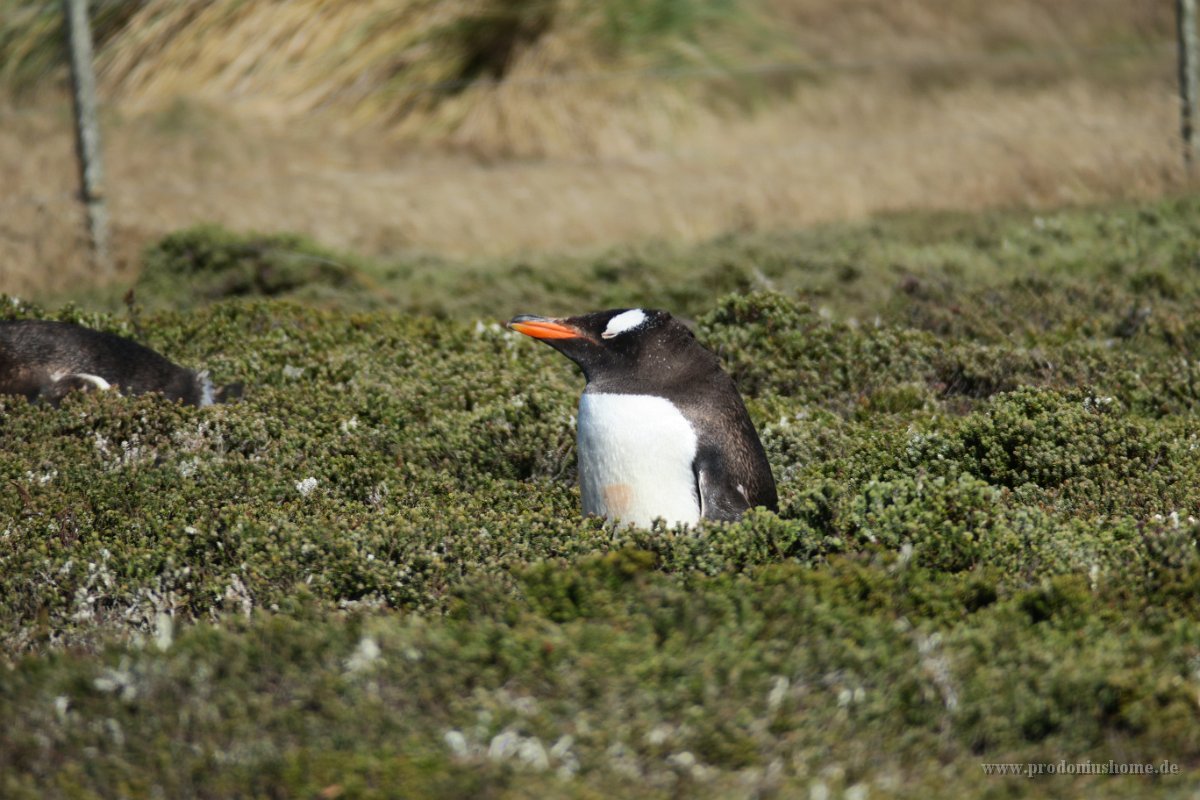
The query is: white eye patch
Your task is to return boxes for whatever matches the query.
[601,309,647,339]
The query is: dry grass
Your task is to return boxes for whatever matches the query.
[0,0,1187,299]
[81,0,1173,155]
[764,0,1171,59]
[91,0,743,157]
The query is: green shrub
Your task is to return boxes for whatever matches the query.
[846,473,1001,572]
[6,196,1200,796]
[136,226,379,309]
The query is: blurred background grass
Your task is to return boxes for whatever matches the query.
[0,0,1184,301]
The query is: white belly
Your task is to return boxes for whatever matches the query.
[576,392,700,528]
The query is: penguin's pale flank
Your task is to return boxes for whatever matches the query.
[508,308,777,527]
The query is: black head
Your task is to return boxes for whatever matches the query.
[507,308,716,390]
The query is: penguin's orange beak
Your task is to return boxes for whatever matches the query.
[507,315,581,340]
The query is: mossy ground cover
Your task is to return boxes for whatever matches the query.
[4,195,1200,797]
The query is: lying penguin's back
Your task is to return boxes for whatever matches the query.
[0,320,222,406]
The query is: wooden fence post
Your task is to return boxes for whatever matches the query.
[63,0,111,274]
[1178,0,1199,170]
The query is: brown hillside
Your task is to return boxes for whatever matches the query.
[0,0,1185,298]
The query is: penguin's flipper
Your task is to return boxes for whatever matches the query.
[694,448,753,522]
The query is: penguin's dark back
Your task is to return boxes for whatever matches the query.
[672,364,778,513]
[0,320,204,404]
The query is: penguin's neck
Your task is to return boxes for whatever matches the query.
[575,390,701,528]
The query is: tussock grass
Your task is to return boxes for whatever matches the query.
[4,0,764,155]
[1,0,1171,144]
[0,0,140,93]
[2,195,1200,796]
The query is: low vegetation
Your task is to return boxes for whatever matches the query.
[2,195,1200,797]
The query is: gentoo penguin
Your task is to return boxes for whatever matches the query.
[508,307,777,527]
[0,320,241,407]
